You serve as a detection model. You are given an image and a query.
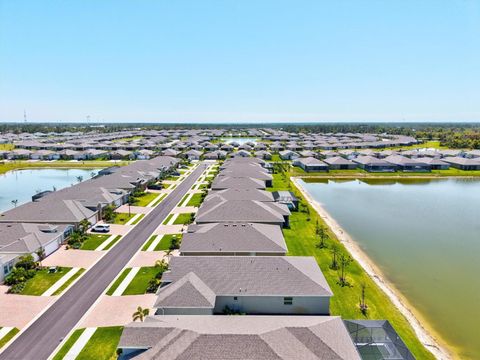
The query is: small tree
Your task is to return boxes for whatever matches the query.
[76,175,83,183]
[36,247,46,266]
[132,306,149,322]
[330,245,340,270]
[338,254,353,287]
[316,223,329,249]
[154,259,168,273]
[103,205,116,223]
[359,282,368,315]
[11,199,18,208]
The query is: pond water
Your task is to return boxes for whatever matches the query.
[0,168,101,213]
[219,137,259,145]
[300,178,480,360]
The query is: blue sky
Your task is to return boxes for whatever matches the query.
[1,0,479,123]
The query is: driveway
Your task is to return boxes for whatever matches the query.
[78,294,157,328]
[0,286,56,329]
[42,247,105,269]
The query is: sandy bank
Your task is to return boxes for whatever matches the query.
[292,177,452,360]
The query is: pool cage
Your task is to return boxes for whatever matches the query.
[344,320,415,360]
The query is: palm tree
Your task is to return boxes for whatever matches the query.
[76,175,83,183]
[36,247,46,267]
[132,306,149,322]
[11,199,18,208]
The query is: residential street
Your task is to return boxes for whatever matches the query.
[0,162,208,360]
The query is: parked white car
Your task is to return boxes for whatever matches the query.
[91,224,110,233]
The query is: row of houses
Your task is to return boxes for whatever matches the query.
[0,156,180,282]
[291,154,480,172]
[118,156,414,359]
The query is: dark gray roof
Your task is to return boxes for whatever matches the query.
[157,256,332,301]
[180,223,287,254]
[211,176,266,190]
[119,315,361,360]
[206,189,274,202]
[196,199,289,225]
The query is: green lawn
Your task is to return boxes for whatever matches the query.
[134,192,159,206]
[103,235,122,250]
[75,326,123,360]
[0,328,19,349]
[106,268,130,295]
[142,235,158,251]
[0,160,130,176]
[197,183,209,190]
[272,173,434,359]
[179,194,189,206]
[173,213,194,225]
[123,267,160,295]
[161,182,172,189]
[52,268,85,295]
[186,193,204,207]
[0,143,14,151]
[21,267,72,296]
[131,213,145,225]
[155,234,182,251]
[162,214,174,225]
[112,212,136,225]
[80,234,110,250]
[52,328,85,360]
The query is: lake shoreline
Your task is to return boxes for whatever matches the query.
[292,176,453,360]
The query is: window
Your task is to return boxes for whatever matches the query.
[284,297,293,305]
[233,296,238,301]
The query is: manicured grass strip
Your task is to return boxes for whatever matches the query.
[52,328,85,360]
[0,328,19,349]
[103,235,122,250]
[151,193,166,207]
[173,213,194,225]
[52,268,86,296]
[142,235,158,251]
[123,267,160,295]
[162,214,174,225]
[179,194,189,206]
[21,267,72,296]
[106,268,131,296]
[134,192,159,206]
[273,173,435,360]
[80,234,110,250]
[155,234,183,251]
[75,326,123,360]
[198,183,209,190]
[186,193,204,207]
[131,213,145,225]
[162,182,172,189]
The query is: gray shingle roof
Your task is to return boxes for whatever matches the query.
[158,256,332,300]
[196,199,289,225]
[180,223,287,254]
[119,316,360,360]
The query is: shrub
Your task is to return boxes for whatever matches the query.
[146,278,161,293]
[8,282,26,294]
[15,254,36,270]
[4,267,35,285]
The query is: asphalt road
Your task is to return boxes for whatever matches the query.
[0,162,208,360]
